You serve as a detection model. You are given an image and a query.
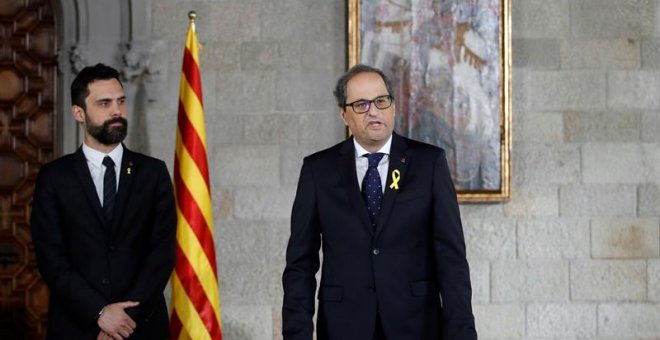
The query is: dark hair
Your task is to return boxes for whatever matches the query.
[333,64,395,108]
[70,63,123,110]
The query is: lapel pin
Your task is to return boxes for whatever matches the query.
[400,157,406,163]
[127,161,133,175]
[389,169,401,190]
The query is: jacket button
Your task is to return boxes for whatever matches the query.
[109,245,116,252]
[372,249,380,255]
[101,278,109,285]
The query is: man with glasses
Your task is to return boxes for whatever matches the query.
[282,64,477,339]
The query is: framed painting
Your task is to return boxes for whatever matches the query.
[348,0,511,202]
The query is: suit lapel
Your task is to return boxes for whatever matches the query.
[110,146,135,238]
[72,148,108,232]
[376,133,409,238]
[339,138,374,235]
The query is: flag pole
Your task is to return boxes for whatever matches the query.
[170,10,223,340]
[188,11,196,32]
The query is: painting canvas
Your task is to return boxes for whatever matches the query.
[348,0,511,202]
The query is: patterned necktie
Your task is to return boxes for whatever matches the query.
[102,156,116,221]
[362,153,385,229]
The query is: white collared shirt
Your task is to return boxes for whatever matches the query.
[354,135,392,192]
[82,143,123,206]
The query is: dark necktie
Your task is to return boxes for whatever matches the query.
[102,156,116,221]
[362,153,385,229]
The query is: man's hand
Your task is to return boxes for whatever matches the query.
[97,301,139,339]
[97,330,115,340]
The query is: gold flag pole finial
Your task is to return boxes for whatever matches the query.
[188,11,197,31]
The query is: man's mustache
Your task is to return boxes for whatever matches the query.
[104,117,128,127]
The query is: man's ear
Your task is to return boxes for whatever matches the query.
[339,108,348,125]
[72,105,85,123]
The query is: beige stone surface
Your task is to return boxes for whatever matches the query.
[650,260,660,302]
[504,185,559,217]
[491,260,569,302]
[570,0,654,38]
[559,184,637,217]
[513,145,581,185]
[512,38,560,69]
[527,303,597,338]
[474,304,525,338]
[591,218,660,258]
[463,218,516,260]
[518,218,590,259]
[561,39,641,69]
[607,71,660,110]
[513,112,564,144]
[598,303,660,337]
[570,260,647,301]
[526,71,607,111]
[563,111,641,143]
[582,143,647,183]
[470,261,490,303]
[512,0,570,38]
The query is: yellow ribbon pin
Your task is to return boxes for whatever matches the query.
[389,169,401,190]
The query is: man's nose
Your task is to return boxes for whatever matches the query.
[365,104,379,116]
[110,102,123,117]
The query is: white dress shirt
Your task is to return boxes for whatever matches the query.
[82,143,123,206]
[354,135,392,193]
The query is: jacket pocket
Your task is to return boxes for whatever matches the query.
[410,280,437,297]
[318,285,343,301]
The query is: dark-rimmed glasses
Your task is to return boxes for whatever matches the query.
[344,95,392,114]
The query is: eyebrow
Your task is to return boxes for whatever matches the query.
[348,94,389,102]
[95,95,126,103]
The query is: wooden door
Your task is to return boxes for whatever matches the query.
[0,0,56,338]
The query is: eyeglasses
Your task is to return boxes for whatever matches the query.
[344,95,392,114]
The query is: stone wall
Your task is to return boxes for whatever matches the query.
[148,0,660,339]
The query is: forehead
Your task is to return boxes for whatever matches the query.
[346,72,388,100]
[86,78,124,100]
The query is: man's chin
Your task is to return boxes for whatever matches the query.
[95,132,126,146]
[367,131,391,141]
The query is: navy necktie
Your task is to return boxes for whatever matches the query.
[102,156,116,221]
[362,153,385,229]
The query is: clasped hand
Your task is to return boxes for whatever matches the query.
[96,301,139,340]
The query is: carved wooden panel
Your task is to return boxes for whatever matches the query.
[0,0,55,338]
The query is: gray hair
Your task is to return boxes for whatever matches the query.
[333,64,395,108]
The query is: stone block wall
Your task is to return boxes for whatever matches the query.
[147,0,660,338]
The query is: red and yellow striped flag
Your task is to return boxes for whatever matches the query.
[170,12,222,340]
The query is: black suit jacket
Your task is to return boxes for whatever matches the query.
[30,146,176,339]
[282,133,476,340]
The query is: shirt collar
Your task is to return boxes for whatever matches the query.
[353,134,393,158]
[82,142,124,168]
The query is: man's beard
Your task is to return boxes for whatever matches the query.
[85,114,128,145]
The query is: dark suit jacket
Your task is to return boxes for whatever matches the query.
[282,133,476,340]
[30,146,176,339]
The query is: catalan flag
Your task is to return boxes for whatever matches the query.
[170,11,222,340]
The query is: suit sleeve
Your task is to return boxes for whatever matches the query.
[30,166,108,326]
[124,161,177,319]
[282,160,321,340]
[431,150,477,340]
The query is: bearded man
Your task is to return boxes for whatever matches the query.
[30,63,176,340]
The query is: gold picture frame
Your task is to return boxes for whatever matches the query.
[347,0,511,202]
